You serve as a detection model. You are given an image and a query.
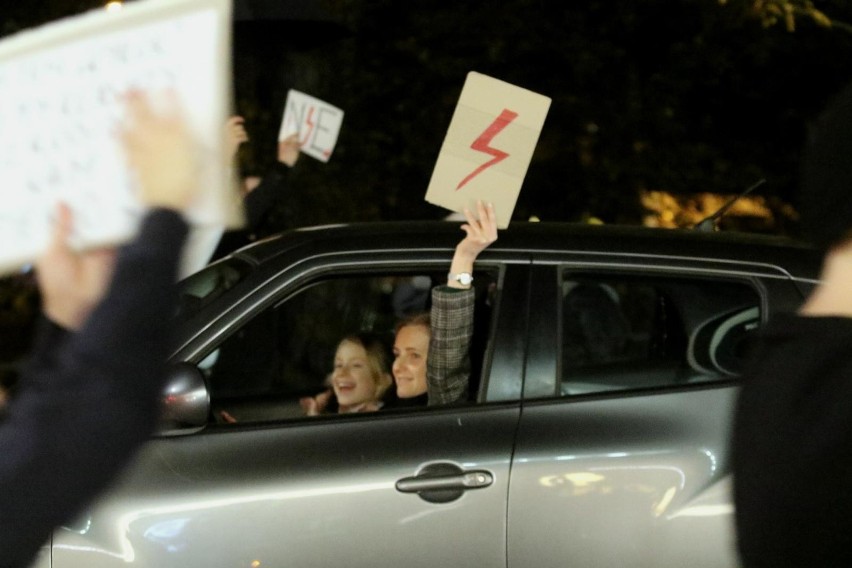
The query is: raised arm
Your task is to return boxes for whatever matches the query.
[223,115,249,165]
[0,90,200,565]
[427,201,498,405]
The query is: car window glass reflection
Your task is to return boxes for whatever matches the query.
[176,258,252,319]
[559,274,760,396]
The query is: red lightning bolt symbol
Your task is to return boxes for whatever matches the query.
[456,108,518,190]
[300,106,315,146]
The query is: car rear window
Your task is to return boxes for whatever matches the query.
[559,272,760,396]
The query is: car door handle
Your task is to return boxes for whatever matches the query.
[396,471,493,492]
[396,463,493,503]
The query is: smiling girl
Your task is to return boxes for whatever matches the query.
[300,333,392,416]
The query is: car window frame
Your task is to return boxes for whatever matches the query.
[523,260,772,401]
[174,256,512,428]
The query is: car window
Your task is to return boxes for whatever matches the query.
[176,257,253,320]
[559,272,760,396]
[199,270,498,424]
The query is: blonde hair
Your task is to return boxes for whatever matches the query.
[337,333,392,399]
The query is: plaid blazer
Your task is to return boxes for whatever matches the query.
[426,286,475,406]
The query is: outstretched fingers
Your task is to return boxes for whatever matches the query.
[478,200,498,243]
[454,200,499,264]
[49,202,73,250]
[119,89,199,211]
[462,200,497,246]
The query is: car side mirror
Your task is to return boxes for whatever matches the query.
[158,362,210,436]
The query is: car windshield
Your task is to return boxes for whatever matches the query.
[176,257,252,320]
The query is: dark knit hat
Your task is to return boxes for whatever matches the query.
[800,80,852,251]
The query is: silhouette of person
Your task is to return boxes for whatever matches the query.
[0,91,201,566]
[733,79,852,567]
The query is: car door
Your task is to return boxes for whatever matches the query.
[51,259,529,568]
[506,262,807,568]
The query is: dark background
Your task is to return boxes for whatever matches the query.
[3,0,852,370]
[235,0,852,235]
[5,0,852,234]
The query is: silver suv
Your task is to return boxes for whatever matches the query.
[42,221,819,568]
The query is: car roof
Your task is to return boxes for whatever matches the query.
[230,221,821,280]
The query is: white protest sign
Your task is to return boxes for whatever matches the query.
[278,89,344,163]
[0,0,236,277]
[425,72,551,228]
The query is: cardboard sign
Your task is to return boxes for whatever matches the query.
[0,0,235,277]
[278,89,344,163]
[425,72,551,228]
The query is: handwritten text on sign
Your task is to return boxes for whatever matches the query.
[425,72,551,228]
[278,89,344,163]
[0,0,233,276]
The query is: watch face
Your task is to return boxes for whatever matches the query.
[457,273,473,286]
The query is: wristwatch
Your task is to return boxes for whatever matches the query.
[448,272,473,287]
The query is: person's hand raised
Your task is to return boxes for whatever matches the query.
[278,133,301,168]
[36,204,116,330]
[224,115,249,164]
[119,90,200,212]
[446,200,498,289]
[300,389,332,416]
[456,200,498,261]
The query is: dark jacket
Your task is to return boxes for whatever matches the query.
[0,209,188,567]
[212,163,291,260]
[733,313,852,567]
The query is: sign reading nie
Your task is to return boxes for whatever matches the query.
[278,89,345,163]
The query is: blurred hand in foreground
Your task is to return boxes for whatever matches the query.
[36,204,116,330]
[119,90,200,212]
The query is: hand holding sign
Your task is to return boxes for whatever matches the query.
[120,89,200,211]
[223,115,249,164]
[278,89,344,163]
[0,0,235,277]
[38,89,200,329]
[36,203,117,331]
[425,72,551,228]
[278,133,301,167]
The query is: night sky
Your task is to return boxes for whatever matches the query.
[5,1,852,231]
